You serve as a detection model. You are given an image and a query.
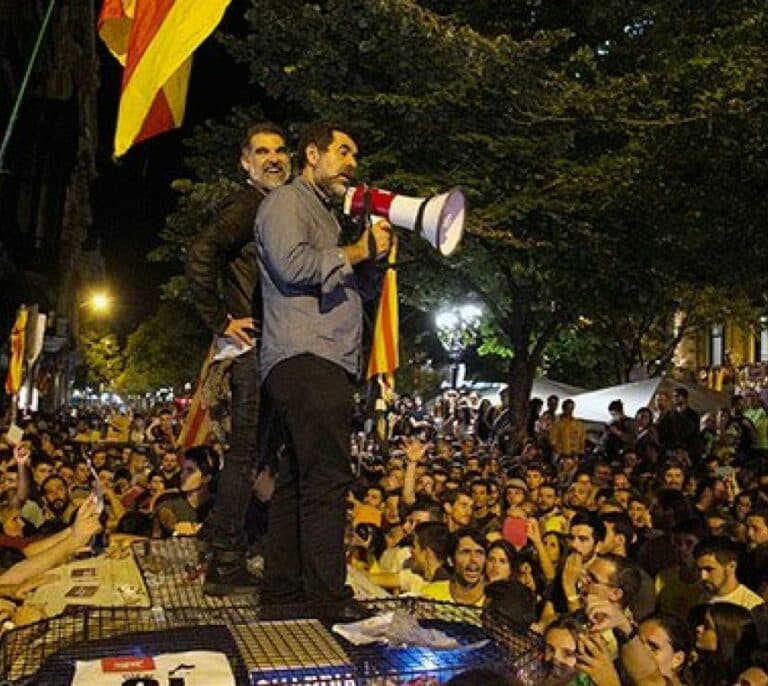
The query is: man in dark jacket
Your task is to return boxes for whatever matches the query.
[186,122,290,595]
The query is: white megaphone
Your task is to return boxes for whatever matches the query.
[343,185,466,256]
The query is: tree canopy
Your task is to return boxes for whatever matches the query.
[154,0,766,433]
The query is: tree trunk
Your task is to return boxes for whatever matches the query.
[505,353,536,454]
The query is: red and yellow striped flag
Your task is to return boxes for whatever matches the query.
[177,341,215,449]
[367,242,399,385]
[98,0,230,158]
[5,307,28,395]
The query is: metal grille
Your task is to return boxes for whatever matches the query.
[1,600,544,685]
[133,537,258,610]
[0,606,256,685]
[1,538,544,685]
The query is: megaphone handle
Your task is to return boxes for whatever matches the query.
[362,186,372,226]
[367,230,378,261]
[413,199,428,238]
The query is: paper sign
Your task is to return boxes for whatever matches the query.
[73,650,234,686]
[6,424,23,446]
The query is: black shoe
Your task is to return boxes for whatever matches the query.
[195,537,214,565]
[203,552,260,597]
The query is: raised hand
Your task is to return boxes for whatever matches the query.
[71,494,102,546]
[402,436,429,464]
[576,633,622,686]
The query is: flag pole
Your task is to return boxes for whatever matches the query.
[0,0,58,173]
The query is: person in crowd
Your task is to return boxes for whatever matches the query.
[744,390,768,456]
[443,490,474,532]
[673,387,703,459]
[557,510,606,615]
[695,536,764,610]
[155,446,218,537]
[157,445,181,490]
[421,527,487,606]
[550,399,586,459]
[689,602,758,686]
[37,474,77,534]
[602,400,636,461]
[638,613,694,686]
[485,539,516,584]
[146,409,179,445]
[635,406,661,467]
[598,511,655,620]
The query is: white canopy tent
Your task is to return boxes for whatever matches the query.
[569,378,730,424]
[458,378,586,406]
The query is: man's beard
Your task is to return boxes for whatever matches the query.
[49,499,68,516]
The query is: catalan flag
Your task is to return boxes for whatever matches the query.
[367,241,399,385]
[5,306,28,395]
[98,0,230,157]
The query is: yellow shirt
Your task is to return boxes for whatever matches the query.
[419,580,485,607]
[551,416,586,456]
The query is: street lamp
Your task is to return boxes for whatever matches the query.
[435,302,483,388]
[81,291,112,313]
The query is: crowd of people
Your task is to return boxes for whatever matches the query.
[0,406,233,630]
[3,382,768,683]
[342,385,768,685]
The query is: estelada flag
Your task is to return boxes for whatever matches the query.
[367,241,399,386]
[98,0,230,157]
[5,306,28,395]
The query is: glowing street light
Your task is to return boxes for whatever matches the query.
[434,301,483,388]
[81,291,112,314]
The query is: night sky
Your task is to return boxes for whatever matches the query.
[92,0,252,335]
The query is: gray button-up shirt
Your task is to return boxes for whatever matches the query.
[255,176,364,380]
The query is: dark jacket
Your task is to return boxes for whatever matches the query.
[186,186,266,334]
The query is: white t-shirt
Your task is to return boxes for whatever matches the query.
[711,584,765,610]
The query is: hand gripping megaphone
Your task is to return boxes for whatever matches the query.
[343,185,466,256]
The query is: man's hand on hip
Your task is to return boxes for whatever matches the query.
[225,316,259,348]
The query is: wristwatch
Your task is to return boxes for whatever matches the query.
[615,620,640,645]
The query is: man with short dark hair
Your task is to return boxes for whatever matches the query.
[155,446,218,538]
[187,122,291,596]
[442,490,474,532]
[38,474,76,534]
[256,121,391,604]
[70,457,92,503]
[158,447,181,490]
[470,478,495,530]
[559,510,605,613]
[694,536,764,610]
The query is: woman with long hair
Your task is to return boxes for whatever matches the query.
[485,539,516,584]
[689,602,758,686]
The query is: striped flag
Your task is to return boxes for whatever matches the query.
[98,0,231,157]
[177,342,215,449]
[367,241,399,386]
[5,306,28,395]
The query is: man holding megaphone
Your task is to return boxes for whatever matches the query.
[255,121,391,605]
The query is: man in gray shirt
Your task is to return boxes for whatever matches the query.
[256,121,390,604]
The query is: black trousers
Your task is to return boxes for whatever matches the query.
[206,348,261,552]
[262,354,354,603]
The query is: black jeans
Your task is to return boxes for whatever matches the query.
[206,347,261,552]
[262,354,354,603]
